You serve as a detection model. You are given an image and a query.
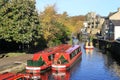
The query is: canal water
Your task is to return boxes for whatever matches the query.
[37,42,120,80]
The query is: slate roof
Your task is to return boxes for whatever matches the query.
[111,20,120,26]
[108,12,117,17]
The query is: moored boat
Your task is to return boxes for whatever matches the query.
[26,44,70,74]
[0,72,42,80]
[0,72,28,80]
[84,41,94,49]
[52,45,82,71]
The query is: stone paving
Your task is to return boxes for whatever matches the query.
[0,54,33,73]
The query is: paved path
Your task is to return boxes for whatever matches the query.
[0,54,33,73]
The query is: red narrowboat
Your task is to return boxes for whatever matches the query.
[52,45,82,71]
[0,72,29,80]
[0,72,48,80]
[26,44,70,74]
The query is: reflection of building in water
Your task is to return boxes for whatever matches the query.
[110,62,120,77]
[52,71,70,80]
[103,52,120,77]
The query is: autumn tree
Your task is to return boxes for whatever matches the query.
[39,5,69,47]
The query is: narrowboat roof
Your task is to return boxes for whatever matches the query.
[65,45,80,54]
[32,44,70,60]
[34,44,68,55]
[32,50,54,61]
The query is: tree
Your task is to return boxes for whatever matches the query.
[0,0,44,52]
[0,0,41,44]
[39,5,70,47]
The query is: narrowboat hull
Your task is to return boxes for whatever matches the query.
[52,51,82,71]
[26,64,51,73]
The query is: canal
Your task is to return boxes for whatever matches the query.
[38,42,120,80]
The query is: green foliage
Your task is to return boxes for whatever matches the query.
[39,5,70,47]
[6,52,26,57]
[0,0,41,44]
[48,39,62,47]
[0,2,84,52]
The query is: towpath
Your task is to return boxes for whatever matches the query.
[0,54,33,73]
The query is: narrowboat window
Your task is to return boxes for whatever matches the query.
[48,54,54,61]
[75,50,78,54]
[77,49,79,53]
[70,54,72,59]
[73,51,76,57]
[79,47,81,52]
[70,51,76,59]
[72,52,74,58]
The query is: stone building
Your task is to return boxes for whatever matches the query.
[101,8,120,40]
[85,12,104,35]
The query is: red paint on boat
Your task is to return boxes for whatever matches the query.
[0,72,29,80]
[26,44,71,73]
[52,45,82,71]
[52,70,70,80]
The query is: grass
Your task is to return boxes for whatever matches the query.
[6,52,26,57]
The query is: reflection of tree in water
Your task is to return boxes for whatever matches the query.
[72,37,79,45]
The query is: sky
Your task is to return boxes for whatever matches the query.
[36,0,120,16]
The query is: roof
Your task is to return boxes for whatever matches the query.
[108,12,117,17]
[111,20,120,26]
[65,45,80,54]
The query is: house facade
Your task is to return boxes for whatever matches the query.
[111,20,120,40]
[101,8,120,40]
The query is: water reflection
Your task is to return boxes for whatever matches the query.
[26,72,51,80]
[26,43,120,80]
[85,49,93,55]
[52,71,70,80]
[103,51,120,78]
[109,62,120,77]
[32,70,70,80]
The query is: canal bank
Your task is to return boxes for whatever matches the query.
[0,54,32,73]
[93,39,120,59]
